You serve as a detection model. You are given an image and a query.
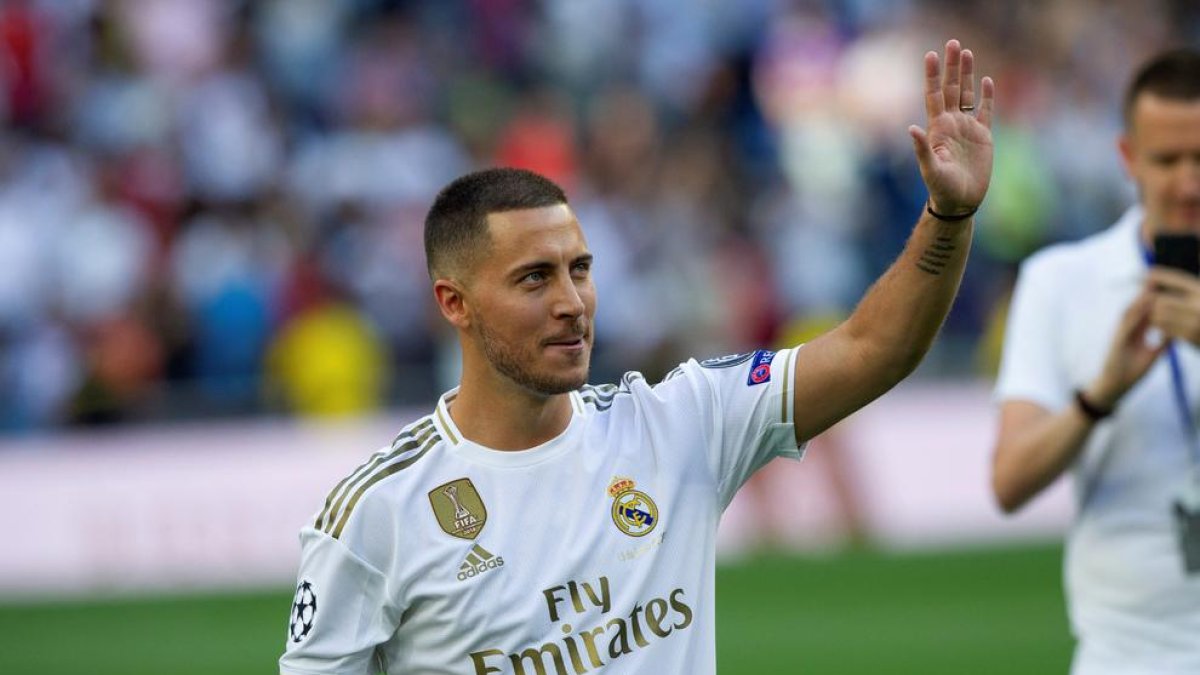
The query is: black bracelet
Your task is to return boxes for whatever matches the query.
[1074,389,1113,422]
[926,201,978,222]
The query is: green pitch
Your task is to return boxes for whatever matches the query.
[0,542,1071,674]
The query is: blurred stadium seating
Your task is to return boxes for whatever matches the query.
[0,0,1193,432]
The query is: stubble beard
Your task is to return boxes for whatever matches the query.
[476,318,590,396]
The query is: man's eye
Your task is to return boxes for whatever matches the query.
[572,262,591,275]
[522,271,546,283]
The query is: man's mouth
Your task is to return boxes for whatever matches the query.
[544,334,588,348]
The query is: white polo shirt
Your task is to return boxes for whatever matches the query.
[996,207,1200,671]
[280,348,803,674]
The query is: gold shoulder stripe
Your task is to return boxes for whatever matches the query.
[389,417,435,449]
[436,404,459,445]
[329,431,442,539]
[780,348,794,424]
[314,418,433,530]
[319,423,438,532]
[315,418,434,530]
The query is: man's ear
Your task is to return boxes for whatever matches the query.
[433,279,471,330]
[1118,133,1136,180]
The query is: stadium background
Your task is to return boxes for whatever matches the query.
[0,0,1196,672]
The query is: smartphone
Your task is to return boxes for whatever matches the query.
[1154,233,1200,276]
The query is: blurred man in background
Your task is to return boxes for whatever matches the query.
[992,48,1200,673]
[281,39,994,674]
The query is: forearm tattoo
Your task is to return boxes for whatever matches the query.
[915,235,956,276]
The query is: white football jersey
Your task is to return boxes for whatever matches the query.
[281,347,804,675]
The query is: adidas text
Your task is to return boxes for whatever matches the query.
[458,556,504,581]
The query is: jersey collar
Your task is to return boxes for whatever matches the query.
[433,388,586,468]
[1101,205,1146,284]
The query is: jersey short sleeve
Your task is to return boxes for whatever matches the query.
[279,528,394,675]
[666,347,805,509]
[994,252,1071,410]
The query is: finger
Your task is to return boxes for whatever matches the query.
[977,76,996,128]
[1128,296,1167,345]
[1151,293,1194,318]
[1150,313,1186,342]
[941,40,962,113]
[1129,295,1172,359]
[959,49,976,112]
[1145,342,1169,364]
[922,51,943,119]
[908,124,934,172]
[1149,294,1194,335]
[1147,266,1200,292]
[1111,291,1158,350]
[1131,338,1168,371]
[1118,290,1155,336]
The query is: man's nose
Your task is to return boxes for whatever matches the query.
[1177,155,1200,196]
[551,275,586,318]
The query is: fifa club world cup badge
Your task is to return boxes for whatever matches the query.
[608,477,659,538]
[429,478,488,540]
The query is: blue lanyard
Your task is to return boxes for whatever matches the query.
[1140,239,1200,467]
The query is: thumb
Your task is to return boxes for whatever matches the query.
[1116,291,1163,357]
[908,125,933,168]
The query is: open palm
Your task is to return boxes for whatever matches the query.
[909,40,995,216]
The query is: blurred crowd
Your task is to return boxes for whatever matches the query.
[0,0,1195,433]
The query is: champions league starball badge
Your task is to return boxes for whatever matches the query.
[608,477,659,538]
[289,580,317,643]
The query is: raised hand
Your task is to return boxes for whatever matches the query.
[909,39,995,217]
[1087,290,1166,409]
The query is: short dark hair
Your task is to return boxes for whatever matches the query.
[1123,47,1200,128]
[424,167,569,280]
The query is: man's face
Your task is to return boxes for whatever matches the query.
[464,204,595,396]
[1121,93,1200,234]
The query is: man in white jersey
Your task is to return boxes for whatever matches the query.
[282,39,994,674]
[992,48,1200,674]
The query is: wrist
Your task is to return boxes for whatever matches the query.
[925,199,978,222]
[1074,388,1115,423]
[1083,379,1121,410]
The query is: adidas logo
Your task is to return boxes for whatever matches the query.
[457,544,505,582]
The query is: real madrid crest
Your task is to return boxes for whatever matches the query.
[608,477,659,537]
[429,478,487,540]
